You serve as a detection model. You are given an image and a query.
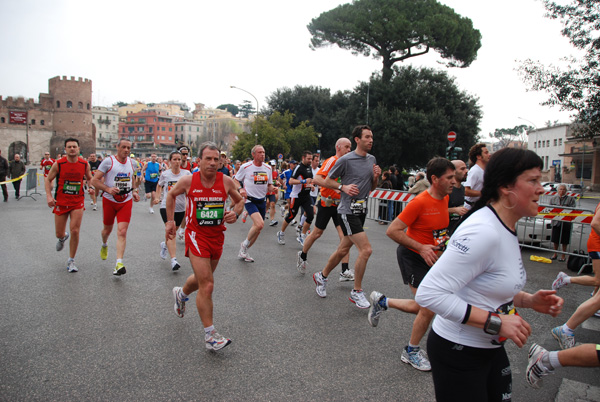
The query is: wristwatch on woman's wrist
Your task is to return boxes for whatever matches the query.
[483,312,502,335]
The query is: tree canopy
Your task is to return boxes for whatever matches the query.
[491,124,531,149]
[519,0,600,137]
[217,104,239,116]
[307,0,482,82]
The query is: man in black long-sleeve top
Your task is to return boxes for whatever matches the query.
[9,153,26,199]
[0,150,8,202]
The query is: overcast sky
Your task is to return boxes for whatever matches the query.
[0,0,577,139]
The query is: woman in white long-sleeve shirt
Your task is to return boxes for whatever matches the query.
[415,148,564,402]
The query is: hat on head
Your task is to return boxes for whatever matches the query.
[178,146,190,153]
[220,151,227,156]
[290,159,297,164]
[130,153,135,157]
[270,160,276,166]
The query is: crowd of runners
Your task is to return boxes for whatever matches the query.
[37,124,600,400]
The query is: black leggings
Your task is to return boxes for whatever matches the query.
[427,330,512,402]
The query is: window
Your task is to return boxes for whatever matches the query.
[56,101,61,108]
[547,140,550,147]
[78,102,83,110]
[162,127,165,131]
[31,119,35,125]
[1,117,5,123]
[169,136,172,140]
[149,127,153,133]
[538,140,541,148]
[545,156,549,169]
[40,120,45,126]
[169,127,172,132]
[554,139,557,146]
[67,101,73,108]
[87,103,90,110]
[559,138,563,146]
[189,126,191,131]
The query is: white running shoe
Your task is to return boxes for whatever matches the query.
[149,207,154,214]
[172,286,187,318]
[171,259,180,271]
[313,271,328,297]
[238,242,254,262]
[205,329,232,351]
[297,251,307,274]
[177,228,185,241]
[339,270,355,282]
[296,233,305,246]
[401,347,431,371]
[552,272,569,291]
[67,260,78,273]
[349,289,370,309]
[526,343,554,389]
[159,241,168,260]
[269,220,278,226]
[280,205,285,217]
[277,231,285,245]
[92,204,97,211]
[56,232,69,252]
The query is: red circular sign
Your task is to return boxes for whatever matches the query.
[447,131,457,142]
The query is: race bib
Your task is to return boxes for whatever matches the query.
[432,228,449,250]
[44,165,51,171]
[150,173,158,179]
[253,172,268,185]
[63,180,81,195]
[350,198,367,215]
[114,176,131,202]
[196,200,225,226]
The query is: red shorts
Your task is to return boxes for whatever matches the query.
[53,201,85,216]
[185,229,224,260]
[102,197,133,225]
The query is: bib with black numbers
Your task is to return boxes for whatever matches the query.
[253,172,268,185]
[350,198,367,215]
[45,164,51,171]
[196,201,225,226]
[63,180,81,195]
[150,172,159,179]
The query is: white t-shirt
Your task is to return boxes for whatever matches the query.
[415,206,526,349]
[235,161,272,201]
[98,155,136,203]
[158,169,191,212]
[464,164,484,208]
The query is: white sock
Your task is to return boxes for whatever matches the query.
[102,242,108,247]
[243,239,250,247]
[548,351,562,369]
[68,257,74,262]
[204,325,215,336]
[179,289,188,299]
[562,323,574,335]
[300,215,307,226]
[116,259,123,264]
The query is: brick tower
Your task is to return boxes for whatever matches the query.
[48,76,94,157]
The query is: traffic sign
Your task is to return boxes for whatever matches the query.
[447,131,457,142]
[278,153,283,160]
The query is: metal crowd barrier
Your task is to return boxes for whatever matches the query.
[367,188,415,223]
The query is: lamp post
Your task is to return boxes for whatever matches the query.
[230,85,259,144]
[318,133,322,154]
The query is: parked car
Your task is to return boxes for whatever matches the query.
[542,182,557,192]
[566,183,584,195]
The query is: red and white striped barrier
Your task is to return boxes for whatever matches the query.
[543,191,580,199]
[370,189,416,203]
[537,206,593,223]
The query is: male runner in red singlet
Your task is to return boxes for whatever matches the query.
[45,138,93,272]
[166,142,244,351]
[40,151,55,184]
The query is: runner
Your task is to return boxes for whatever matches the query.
[234,145,274,262]
[142,154,160,214]
[91,138,140,276]
[133,155,143,196]
[177,146,193,241]
[278,160,297,222]
[297,153,321,243]
[276,151,314,245]
[87,153,101,211]
[167,142,244,351]
[367,157,456,372]
[297,138,353,278]
[266,160,280,227]
[45,138,93,272]
[155,151,192,271]
[40,151,55,186]
[312,125,381,309]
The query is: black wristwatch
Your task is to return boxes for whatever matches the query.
[484,312,502,335]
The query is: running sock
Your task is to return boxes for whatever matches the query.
[116,259,123,264]
[179,288,188,299]
[171,257,177,264]
[378,296,388,309]
[407,344,420,352]
[300,215,307,226]
[300,252,307,261]
[68,257,74,263]
[548,351,561,369]
[562,324,574,336]
[204,325,215,336]
[321,271,328,279]
[341,263,349,273]
[242,239,250,248]
[102,242,108,247]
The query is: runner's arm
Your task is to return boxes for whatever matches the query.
[224,176,244,223]
[85,164,94,194]
[386,217,440,267]
[45,163,59,206]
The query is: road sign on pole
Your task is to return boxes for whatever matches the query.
[447,131,457,142]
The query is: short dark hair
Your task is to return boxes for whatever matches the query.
[302,150,312,158]
[117,138,132,147]
[199,141,220,158]
[469,143,487,165]
[351,125,371,141]
[64,137,79,147]
[426,157,455,183]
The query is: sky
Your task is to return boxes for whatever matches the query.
[0,0,579,140]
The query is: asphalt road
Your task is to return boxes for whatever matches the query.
[1,184,600,401]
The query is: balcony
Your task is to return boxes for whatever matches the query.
[97,119,111,125]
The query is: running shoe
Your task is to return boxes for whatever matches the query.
[177,228,185,241]
[242,210,248,223]
[401,347,431,371]
[551,326,575,349]
[160,241,168,260]
[296,251,307,274]
[172,286,187,318]
[238,242,254,262]
[90,200,94,205]
[277,231,285,245]
[296,225,301,235]
[269,219,278,227]
[349,289,370,309]
[100,244,108,260]
[368,291,387,327]
[526,343,554,389]
[171,259,180,271]
[552,272,569,291]
[280,205,285,217]
[205,329,232,351]
[290,220,297,226]
[113,262,126,276]
[67,260,78,273]
[339,270,355,282]
[313,271,328,297]
[56,232,69,252]
[296,233,305,246]
[149,207,154,214]
[92,204,97,211]
[595,309,600,318]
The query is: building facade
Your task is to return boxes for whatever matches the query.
[118,110,177,157]
[92,106,119,154]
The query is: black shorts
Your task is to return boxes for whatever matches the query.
[427,330,511,402]
[266,194,277,203]
[160,208,185,227]
[397,245,430,288]
[286,196,314,224]
[315,204,340,230]
[339,213,366,236]
[551,222,572,245]
[145,181,158,193]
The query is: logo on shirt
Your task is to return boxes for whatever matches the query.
[211,189,223,194]
[450,237,471,254]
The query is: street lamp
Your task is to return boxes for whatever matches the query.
[318,133,322,153]
[230,85,259,145]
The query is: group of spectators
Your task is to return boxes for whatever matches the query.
[0,150,26,202]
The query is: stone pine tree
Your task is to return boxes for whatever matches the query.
[307,0,482,83]
[520,0,600,137]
